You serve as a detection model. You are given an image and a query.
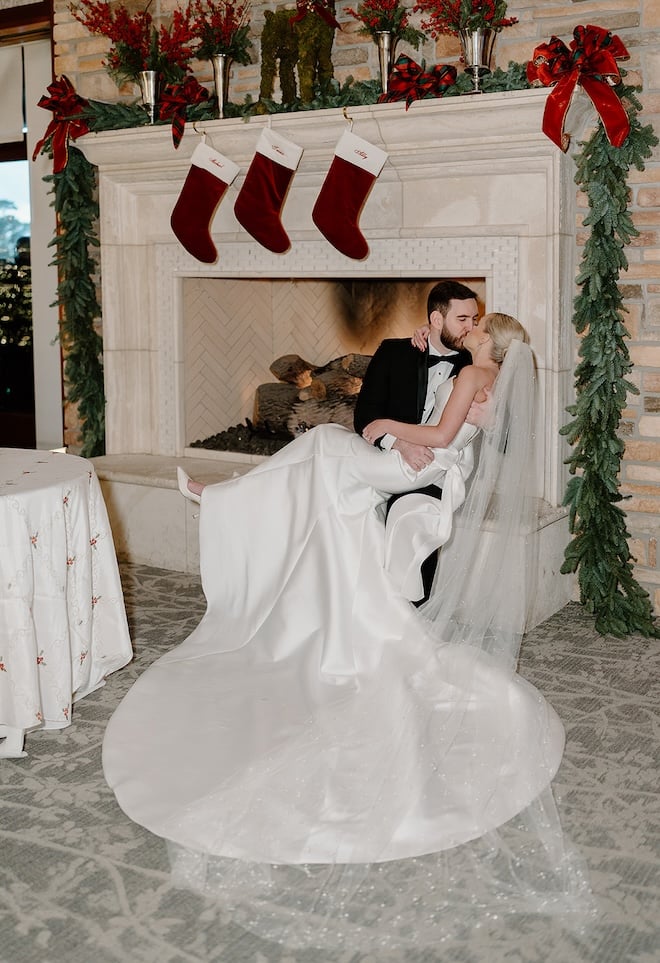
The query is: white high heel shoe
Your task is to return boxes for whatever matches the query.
[177,466,201,505]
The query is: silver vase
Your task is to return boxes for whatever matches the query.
[138,69,159,123]
[458,28,495,94]
[376,31,398,95]
[212,53,232,119]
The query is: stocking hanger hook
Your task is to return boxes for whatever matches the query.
[342,107,354,132]
[192,121,207,142]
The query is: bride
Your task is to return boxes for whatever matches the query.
[102,312,585,948]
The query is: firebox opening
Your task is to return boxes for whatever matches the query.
[183,276,486,455]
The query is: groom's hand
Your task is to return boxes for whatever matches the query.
[393,439,434,472]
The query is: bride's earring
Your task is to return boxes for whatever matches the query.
[177,467,202,505]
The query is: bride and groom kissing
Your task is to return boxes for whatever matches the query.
[180,277,527,603]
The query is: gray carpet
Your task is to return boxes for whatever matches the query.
[1,563,658,963]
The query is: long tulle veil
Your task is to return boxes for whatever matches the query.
[164,337,594,951]
[422,336,539,665]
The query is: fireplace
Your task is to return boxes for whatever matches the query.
[79,88,593,618]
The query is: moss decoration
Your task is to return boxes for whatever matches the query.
[258,3,337,107]
[259,9,300,105]
[294,3,336,104]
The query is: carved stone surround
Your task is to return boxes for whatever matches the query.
[79,88,591,614]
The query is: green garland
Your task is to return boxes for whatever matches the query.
[560,82,659,637]
[49,145,105,458]
[45,68,658,634]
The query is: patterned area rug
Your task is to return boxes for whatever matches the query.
[1,563,658,963]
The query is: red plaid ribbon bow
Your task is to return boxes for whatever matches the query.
[160,77,210,149]
[32,76,90,173]
[527,24,630,152]
[378,55,457,110]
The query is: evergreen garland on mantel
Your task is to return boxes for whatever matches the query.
[47,69,658,635]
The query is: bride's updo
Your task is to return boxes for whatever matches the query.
[483,312,530,364]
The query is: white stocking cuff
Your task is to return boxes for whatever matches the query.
[255,128,304,171]
[333,130,388,176]
[190,142,240,185]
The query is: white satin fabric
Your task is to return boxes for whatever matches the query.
[103,381,565,871]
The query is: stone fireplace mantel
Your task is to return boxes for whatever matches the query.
[80,88,593,618]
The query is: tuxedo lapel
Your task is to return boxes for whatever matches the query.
[415,351,429,422]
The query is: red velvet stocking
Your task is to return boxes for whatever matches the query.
[312,130,388,261]
[234,129,303,254]
[170,142,239,264]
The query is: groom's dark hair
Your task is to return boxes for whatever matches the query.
[427,280,478,318]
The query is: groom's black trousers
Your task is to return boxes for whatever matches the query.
[385,483,443,607]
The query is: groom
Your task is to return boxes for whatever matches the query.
[353,279,480,602]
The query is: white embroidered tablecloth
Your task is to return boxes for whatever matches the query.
[0,448,133,757]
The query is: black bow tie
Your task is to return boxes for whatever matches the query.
[427,354,446,368]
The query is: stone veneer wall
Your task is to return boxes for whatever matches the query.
[50,0,660,611]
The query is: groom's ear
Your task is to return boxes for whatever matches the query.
[429,309,444,331]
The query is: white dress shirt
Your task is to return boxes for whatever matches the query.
[422,346,458,423]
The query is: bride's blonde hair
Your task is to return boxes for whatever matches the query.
[483,313,530,364]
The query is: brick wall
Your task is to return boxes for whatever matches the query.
[51,0,660,611]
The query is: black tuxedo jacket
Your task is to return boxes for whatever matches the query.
[353,338,472,440]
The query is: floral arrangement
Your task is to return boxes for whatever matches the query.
[413,0,517,38]
[70,1,196,85]
[346,0,426,49]
[191,0,253,63]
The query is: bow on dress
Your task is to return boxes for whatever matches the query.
[379,54,457,110]
[160,77,210,148]
[527,24,630,152]
[32,76,90,173]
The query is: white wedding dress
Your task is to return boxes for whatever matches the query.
[103,368,584,948]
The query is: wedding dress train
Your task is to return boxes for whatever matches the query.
[103,366,588,948]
